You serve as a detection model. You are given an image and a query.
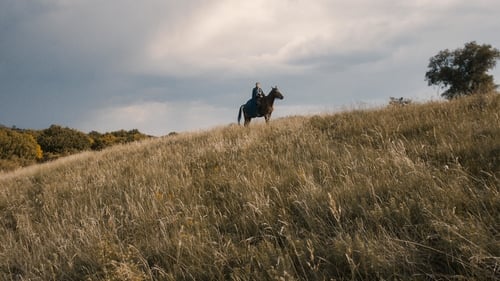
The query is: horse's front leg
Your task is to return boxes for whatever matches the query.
[264,114,270,124]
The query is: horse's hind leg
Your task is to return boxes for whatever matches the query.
[244,117,251,127]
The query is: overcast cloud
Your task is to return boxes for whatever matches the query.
[1,0,499,135]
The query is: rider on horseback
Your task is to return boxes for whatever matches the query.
[252,82,265,116]
[238,84,284,126]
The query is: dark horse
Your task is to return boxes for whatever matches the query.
[238,86,284,126]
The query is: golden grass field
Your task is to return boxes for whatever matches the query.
[1,94,499,280]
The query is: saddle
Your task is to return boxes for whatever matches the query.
[245,97,263,118]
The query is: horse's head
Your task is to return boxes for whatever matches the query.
[270,86,284,100]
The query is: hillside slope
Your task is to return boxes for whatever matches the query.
[1,94,499,280]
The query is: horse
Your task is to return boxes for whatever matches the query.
[238,86,284,126]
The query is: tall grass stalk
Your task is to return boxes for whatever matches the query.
[1,94,499,280]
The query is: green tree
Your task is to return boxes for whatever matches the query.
[425,41,500,99]
[88,129,150,150]
[89,131,118,150]
[111,129,149,143]
[37,125,92,157]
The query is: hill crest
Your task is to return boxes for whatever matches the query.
[0,94,499,280]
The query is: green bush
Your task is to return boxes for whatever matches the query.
[37,125,92,158]
[89,129,150,150]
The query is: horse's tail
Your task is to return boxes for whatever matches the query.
[237,105,243,125]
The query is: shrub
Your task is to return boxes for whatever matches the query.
[0,128,42,170]
[37,125,92,158]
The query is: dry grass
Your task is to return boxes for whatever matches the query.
[1,94,499,280]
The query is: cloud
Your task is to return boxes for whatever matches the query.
[1,0,500,133]
[144,0,368,75]
[139,0,457,78]
[77,101,237,136]
[76,98,322,136]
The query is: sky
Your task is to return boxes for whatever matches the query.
[1,0,500,136]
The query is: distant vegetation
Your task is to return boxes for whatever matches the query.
[0,128,42,170]
[425,41,500,99]
[0,125,150,171]
[0,93,498,280]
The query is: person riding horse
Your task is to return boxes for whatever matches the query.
[252,82,265,115]
[238,84,284,126]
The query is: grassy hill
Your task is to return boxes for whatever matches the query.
[1,94,499,280]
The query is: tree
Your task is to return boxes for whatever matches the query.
[37,125,92,157]
[0,128,42,170]
[425,41,500,99]
[0,128,42,160]
[88,131,117,150]
[88,129,149,150]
